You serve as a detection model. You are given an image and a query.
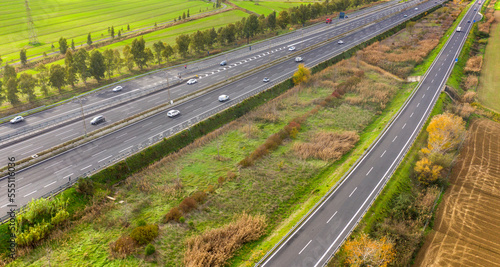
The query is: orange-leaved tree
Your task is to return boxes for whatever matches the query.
[414,157,443,185]
[292,63,311,85]
[422,112,466,155]
[344,233,395,267]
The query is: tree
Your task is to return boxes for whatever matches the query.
[127,24,130,31]
[268,11,277,30]
[191,30,205,52]
[423,113,466,154]
[49,64,66,93]
[182,12,186,20]
[20,49,27,66]
[123,45,135,71]
[414,157,443,185]
[65,50,74,67]
[113,49,123,72]
[18,73,37,102]
[5,78,20,106]
[89,49,106,82]
[111,26,115,38]
[344,233,395,267]
[292,64,311,85]
[336,0,351,11]
[187,9,190,18]
[153,41,165,64]
[244,14,259,43]
[87,33,93,46]
[162,44,174,62]
[71,39,75,50]
[66,65,77,88]
[130,37,148,69]
[144,47,154,65]
[59,37,68,54]
[205,27,217,48]
[277,10,290,29]
[74,49,90,85]
[35,64,50,96]
[296,5,310,25]
[103,49,115,79]
[118,30,121,38]
[176,34,191,57]
[406,21,416,35]
[3,64,16,85]
[220,24,236,44]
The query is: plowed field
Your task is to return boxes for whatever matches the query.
[415,119,500,266]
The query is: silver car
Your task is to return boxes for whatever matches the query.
[90,115,105,125]
[295,57,303,62]
[187,79,197,85]
[112,86,123,92]
[10,116,24,124]
[218,95,230,102]
[167,110,180,117]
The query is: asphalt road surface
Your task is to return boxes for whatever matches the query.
[1,0,444,220]
[260,1,483,266]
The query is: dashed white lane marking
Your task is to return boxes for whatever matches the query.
[20,146,43,156]
[393,136,398,142]
[44,181,57,188]
[119,146,133,153]
[141,122,152,128]
[326,211,338,224]
[349,187,357,197]
[124,136,136,143]
[98,155,112,163]
[62,173,73,180]
[299,240,312,255]
[80,165,92,171]
[438,67,441,71]
[410,112,414,117]
[24,190,37,198]
[43,161,62,169]
[417,103,420,107]
[18,183,32,191]
[427,86,430,90]
[12,144,33,153]
[150,125,164,132]
[54,165,72,174]
[431,79,434,83]
[91,150,107,157]
[61,133,79,140]
[402,123,406,129]
[422,93,425,98]
[115,133,128,139]
[55,129,74,136]
[366,167,373,176]
[381,150,386,157]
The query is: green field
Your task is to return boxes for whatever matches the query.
[0,0,218,62]
[478,11,500,111]
[232,0,318,15]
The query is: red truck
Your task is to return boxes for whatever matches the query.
[326,18,332,24]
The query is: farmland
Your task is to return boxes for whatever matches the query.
[478,11,500,112]
[0,0,219,63]
[414,119,500,266]
[232,0,318,15]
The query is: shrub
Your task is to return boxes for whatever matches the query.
[165,207,182,223]
[206,184,216,194]
[179,216,186,223]
[293,131,360,160]
[191,191,208,204]
[218,176,226,185]
[51,210,70,226]
[179,197,197,213]
[110,235,136,258]
[76,177,95,198]
[145,243,155,256]
[227,171,236,180]
[130,224,159,245]
[137,219,147,227]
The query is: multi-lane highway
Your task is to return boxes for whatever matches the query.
[1,0,445,219]
[259,1,482,266]
[0,0,420,168]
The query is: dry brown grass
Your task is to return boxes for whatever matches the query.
[464,56,483,73]
[184,213,266,267]
[479,8,495,34]
[293,131,360,161]
[452,103,476,119]
[462,91,477,103]
[462,75,479,91]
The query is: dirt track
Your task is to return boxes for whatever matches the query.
[415,119,500,266]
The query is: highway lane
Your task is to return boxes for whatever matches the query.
[260,1,483,266]
[0,0,443,218]
[0,0,420,166]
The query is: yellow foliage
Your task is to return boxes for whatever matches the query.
[415,157,443,185]
[425,113,466,154]
[344,233,395,267]
[292,64,311,85]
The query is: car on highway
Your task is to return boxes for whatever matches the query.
[295,57,303,62]
[112,86,123,92]
[90,115,105,125]
[263,77,270,82]
[218,95,230,102]
[10,116,24,124]
[167,110,180,117]
[415,7,418,10]
[288,46,296,51]
[474,8,477,11]
[338,40,344,44]
[187,79,197,85]
[468,20,471,23]
[220,60,227,66]
[404,14,408,17]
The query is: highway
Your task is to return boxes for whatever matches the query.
[259,1,483,266]
[0,0,418,169]
[0,0,443,219]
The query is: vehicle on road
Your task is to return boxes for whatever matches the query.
[288,46,296,51]
[468,20,471,23]
[415,7,418,10]
[218,95,230,102]
[338,40,344,44]
[457,26,461,32]
[404,14,408,17]
[10,116,24,124]
[263,77,270,82]
[167,110,180,117]
[187,79,197,85]
[112,86,122,92]
[220,60,227,66]
[474,8,477,11]
[295,57,303,62]
[326,18,332,24]
[90,115,105,125]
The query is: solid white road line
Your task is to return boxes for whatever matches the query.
[366,167,373,176]
[349,187,357,198]
[326,211,338,224]
[44,181,57,188]
[298,240,312,255]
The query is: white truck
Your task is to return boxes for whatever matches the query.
[456,27,461,32]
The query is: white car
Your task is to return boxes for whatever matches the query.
[220,60,227,66]
[288,46,296,51]
[338,40,344,44]
[415,7,418,10]
[10,116,24,124]
[112,86,122,92]
[263,77,270,82]
[404,14,408,17]
[218,95,230,102]
[187,79,197,85]
[295,57,303,62]
[167,110,180,117]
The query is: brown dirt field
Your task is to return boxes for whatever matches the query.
[414,119,500,266]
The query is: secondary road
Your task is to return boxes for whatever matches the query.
[260,1,483,266]
[0,0,416,166]
[0,0,442,217]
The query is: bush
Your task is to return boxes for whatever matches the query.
[179,216,186,223]
[137,219,147,227]
[179,197,197,213]
[165,207,182,223]
[110,235,136,258]
[191,191,208,204]
[145,243,155,256]
[227,171,236,180]
[218,176,226,185]
[51,210,70,226]
[76,178,95,198]
[130,224,159,245]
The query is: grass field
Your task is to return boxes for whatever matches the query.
[0,0,218,62]
[478,11,500,112]
[232,0,318,15]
